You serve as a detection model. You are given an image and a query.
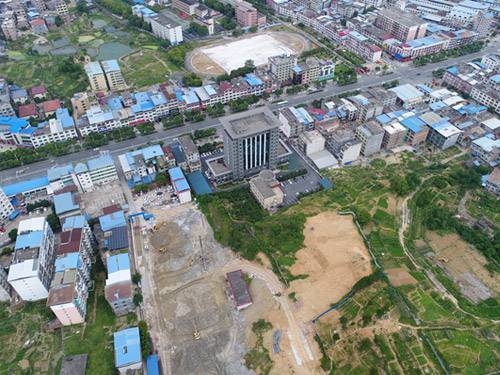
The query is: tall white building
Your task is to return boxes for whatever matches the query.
[151,13,183,45]
[8,217,56,301]
[101,60,127,91]
[0,187,14,224]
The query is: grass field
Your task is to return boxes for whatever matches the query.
[121,49,177,88]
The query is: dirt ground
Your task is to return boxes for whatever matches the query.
[79,181,126,217]
[426,231,499,303]
[385,268,417,287]
[289,212,373,322]
[187,31,309,77]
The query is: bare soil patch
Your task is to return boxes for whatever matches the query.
[427,231,499,302]
[386,267,417,287]
[289,212,372,322]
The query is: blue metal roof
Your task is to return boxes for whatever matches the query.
[54,192,79,215]
[107,97,124,110]
[101,59,121,73]
[417,84,433,94]
[74,162,89,174]
[55,252,80,272]
[87,154,114,171]
[56,108,75,128]
[114,327,141,368]
[447,66,458,75]
[2,176,49,197]
[15,231,43,250]
[146,354,159,375]
[376,114,391,124]
[62,215,87,230]
[99,210,126,232]
[204,85,217,96]
[429,101,448,111]
[107,253,130,274]
[0,116,30,133]
[186,171,213,196]
[168,166,185,181]
[171,144,185,163]
[47,164,74,182]
[245,73,263,87]
[400,116,426,133]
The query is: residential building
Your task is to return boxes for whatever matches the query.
[30,108,78,148]
[168,167,192,204]
[389,84,425,108]
[382,121,407,149]
[222,107,280,180]
[471,136,500,166]
[114,327,142,374]
[345,31,382,63]
[1,18,18,41]
[171,0,199,15]
[298,130,326,155]
[349,94,384,122]
[119,145,166,187]
[54,0,70,23]
[0,79,15,117]
[0,267,11,301]
[400,115,430,146]
[0,186,14,224]
[105,254,135,316]
[427,120,462,149]
[249,170,283,210]
[71,92,93,118]
[235,0,266,28]
[7,217,56,301]
[326,128,362,165]
[470,85,500,113]
[292,58,331,85]
[84,62,108,92]
[53,191,81,219]
[151,13,183,46]
[131,4,159,23]
[355,121,385,156]
[30,18,48,34]
[484,167,499,196]
[11,88,29,105]
[481,54,500,70]
[30,85,48,100]
[278,106,314,138]
[268,54,297,82]
[178,135,201,172]
[375,7,427,42]
[446,0,490,28]
[226,270,252,310]
[101,60,127,91]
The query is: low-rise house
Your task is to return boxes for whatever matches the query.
[30,85,48,100]
[53,191,81,219]
[471,136,500,166]
[249,170,283,210]
[298,130,326,156]
[42,99,61,117]
[178,135,201,172]
[484,167,500,196]
[114,327,142,374]
[168,167,192,204]
[30,18,48,33]
[226,270,252,310]
[18,103,38,120]
[400,115,429,146]
[105,254,135,316]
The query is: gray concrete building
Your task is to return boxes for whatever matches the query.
[222,107,280,180]
[355,121,385,156]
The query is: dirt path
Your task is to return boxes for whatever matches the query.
[221,259,316,374]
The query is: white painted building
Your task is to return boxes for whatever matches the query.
[151,13,183,45]
[0,186,14,224]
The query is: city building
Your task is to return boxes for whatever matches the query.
[150,13,183,46]
[249,170,283,210]
[222,107,280,180]
[0,267,11,301]
[178,135,201,172]
[171,0,199,15]
[382,121,407,149]
[7,217,56,301]
[226,270,252,310]
[400,115,430,146]
[427,120,462,149]
[119,145,166,187]
[326,128,362,165]
[471,136,500,166]
[268,54,297,82]
[71,92,93,118]
[84,62,108,92]
[105,253,135,316]
[101,60,127,91]
[0,79,15,117]
[484,167,499,196]
[375,7,427,42]
[344,31,382,63]
[0,186,15,224]
[355,121,385,156]
[114,327,142,374]
[235,0,266,28]
[298,130,326,156]
[168,167,192,204]
[278,106,314,138]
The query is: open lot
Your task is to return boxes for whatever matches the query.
[289,212,372,321]
[189,31,309,75]
[79,181,126,217]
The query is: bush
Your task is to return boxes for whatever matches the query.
[138,320,151,358]
[8,229,17,242]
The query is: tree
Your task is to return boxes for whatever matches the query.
[8,229,17,243]
[220,17,236,30]
[182,72,203,87]
[138,321,152,358]
[188,22,209,36]
[55,15,64,27]
[390,176,410,196]
[47,212,61,232]
[249,26,257,33]
[76,0,89,14]
[132,272,142,284]
[133,292,143,306]
[155,173,169,186]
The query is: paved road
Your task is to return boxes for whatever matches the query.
[1,44,497,185]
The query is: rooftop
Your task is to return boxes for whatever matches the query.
[60,355,88,375]
[221,107,280,139]
[107,253,130,274]
[378,7,427,27]
[114,327,142,368]
[101,59,121,73]
[226,270,252,308]
[99,210,126,232]
[389,84,424,102]
[53,192,80,215]
[85,61,104,76]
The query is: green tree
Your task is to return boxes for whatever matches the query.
[132,272,142,284]
[188,22,209,36]
[133,292,143,306]
[8,229,17,242]
[47,212,61,232]
[182,72,203,87]
[55,15,64,27]
[138,320,151,358]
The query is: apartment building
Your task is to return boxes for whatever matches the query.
[172,0,199,15]
[55,0,70,22]
[349,94,384,122]
[222,107,280,180]
[8,217,56,301]
[470,85,500,114]
[345,31,382,63]
[178,135,201,172]
[355,121,385,156]
[0,267,11,301]
[268,54,297,82]
[151,13,183,46]
[292,57,335,85]
[249,170,283,210]
[427,120,462,149]
[235,0,266,27]
[400,115,430,146]
[84,62,108,92]
[278,106,314,138]
[326,128,362,165]
[0,186,14,224]
[105,254,135,316]
[1,18,18,41]
[375,7,427,42]
[481,54,500,70]
[101,60,127,91]
[71,92,93,118]
[0,79,15,117]
[30,108,79,148]
[382,121,407,149]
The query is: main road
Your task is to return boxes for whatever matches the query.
[0,44,497,185]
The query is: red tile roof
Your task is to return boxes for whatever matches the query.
[30,85,47,96]
[18,103,37,118]
[105,281,133,302]
[42,99,61,114]
[102,204,122,215]
[31,18,46,27]
[58,228,83,255]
